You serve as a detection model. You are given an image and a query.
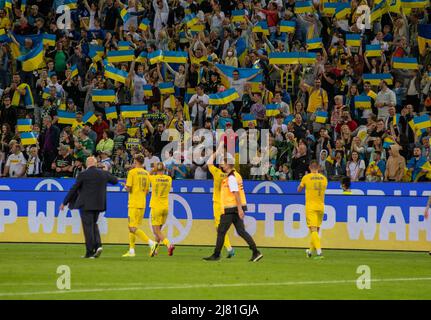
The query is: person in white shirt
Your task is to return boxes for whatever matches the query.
[3,141,27,177]
[153,0,169,39]
[375,81,396,120]
[26,146,42,177]
[144,146,160,172]
[189,85,209,127]
[210,3,225,33]
[271,114,288,141]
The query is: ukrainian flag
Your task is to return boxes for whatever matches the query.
[346,33,361,47]
[306,38,323,50]
[184,87,196,103]
[383,136,396,148]
[92,89,116,103]
[20,132,38,145]
[163,51,188,64]
[371,0,388,22]
[42,87,51,99]
[252,21,269,35]
[83,112,97,124]
[266,104,280,117]
[104,65,128,84]
[183,14,199,27]
[242,114,257,127]
[143,84,153,97]
[393,113,400,126]
[120,8,130,22]
[269,52,300,65]
[4,0,12,9]
[17,42,44,72]
[392,57,419,70]
[70,64,78,78]
[334,2,351,19]
[43,33,56,47]
[0,29,10,43]
[105,106,118,120]
[418,24,431,56]
[139,18,150,31]
[215,64,262,92]
[298,52,317,64]
[17,119,32,132]
[57,111,76,125]
[89,46,102,62]
[64,0,77,10]
[231,10,246,23]
[148,50,164,64]
[322,2,339,15]
[118,41,132,50]
[279,20,296,33]
[21,0,27,12]
[120,105,148,118]
[294,1,313,14]
[236,37,248,65]
[106,50,134,63]
[362,73,393,86]
[413,115,431,130]
[159,82,175,95]
[208,88,239,105]
[315,111,328,124]
[365,44,382,57]
[189,24,205,33]
[283,114,295,125]
[354,95,372,109]
[135,51,147,63]
[400,0,428,8]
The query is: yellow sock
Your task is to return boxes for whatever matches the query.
[223,234,232,251]
[135,229,150,243]
[311,231,321,254]
[162,238,170,247]
[129,232,136,250]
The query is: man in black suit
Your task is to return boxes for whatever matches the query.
[60,156,118,258]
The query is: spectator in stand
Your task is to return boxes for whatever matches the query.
[51,144,74,178]
[2,140,26,177]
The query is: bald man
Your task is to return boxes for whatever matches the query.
[62,157,118,258]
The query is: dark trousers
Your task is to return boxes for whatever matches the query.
[80,210,102,256]
[214,212,258,257]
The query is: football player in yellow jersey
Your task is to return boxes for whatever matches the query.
[149,162,175,257]
[207,152,235,258]
[297,160,328,260]
[121,154,157,257]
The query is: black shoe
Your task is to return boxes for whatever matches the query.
[203,255,220,261]
[250,251,263,262]
[429,251,431,256]
[93,247,103,258]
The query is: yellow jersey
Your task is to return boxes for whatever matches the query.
[208,165,227,203]
[126,167,150,208]
[149,174,172,209]
[300,173,328,211]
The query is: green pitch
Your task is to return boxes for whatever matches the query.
[0,243,430,300]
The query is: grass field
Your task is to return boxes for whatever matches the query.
[0,243,430,300]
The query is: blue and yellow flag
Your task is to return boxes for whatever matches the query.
[393,114,400,126]
[252,21,269,35]
[17,42,44,72]
[139,18,150,31]
[346,33,361,47]
[413,115,431,130]
[294,1,313,14]
[120,105,148,118]
[383,136,396,148]
[83,112,97,124]
[266,104,280,117]
[183,14,199,27]
[242,114,257,127]
[371,0,389,22]
[89,46,103,62]
[392,57,419,70]
[298,52,317,64]
[269,52,300,64]
[236,37,248,65]
[306,38,323,50]
[120,7,130,22]
[279,20,296,33]
[42,87,51,99]
[17,119,32,132]
[231,10,246,22]
[163,51,188,64]
[43,33,56,47]
[105,106,118,120]
[354,95,372,109]
[92,89,116,103]
[57,110,76,125]
[334,2,351,19]
[283,114,295,125]
[362,73,393,86]
[159,82,175,95]
[365,44,382,57]
[315,111,328,124]
[322,2,339,15]
[143,84,153,97]
[64,0,77,10]
[148,50,164,64]
[106,50,134,63]
[418,24,431,56]
[0,29,10,43]
[208,88,240,105]
[4,0,12,9]
[70,64,78,78]
[135,51,147,63]
[400,0,428,8]
[118,41,132,50]
[215,64,262,92]
[104,65,128,84]
[20,132,38,145]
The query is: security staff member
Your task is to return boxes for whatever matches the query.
[61,156,118,258]
[204,160,262,262]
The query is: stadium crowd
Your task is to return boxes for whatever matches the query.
[0,0,430,181]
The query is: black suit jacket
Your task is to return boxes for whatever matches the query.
[63,167,118,212]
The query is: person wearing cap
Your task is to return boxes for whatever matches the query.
[2,140,27,177]
[51,144,74,178]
